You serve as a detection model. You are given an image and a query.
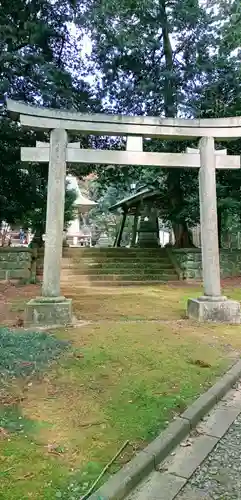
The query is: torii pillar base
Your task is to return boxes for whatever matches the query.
[187,296,241,324]
[25,296,72,328]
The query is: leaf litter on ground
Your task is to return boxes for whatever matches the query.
[0,326,70,379]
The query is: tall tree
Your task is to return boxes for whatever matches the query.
[0,0,97,228]
[190,0,241,245]
[76,0,217,246]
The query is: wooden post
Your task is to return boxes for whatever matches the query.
[131,205,140,247]
[116,210,127,247]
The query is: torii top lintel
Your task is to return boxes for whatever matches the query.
[6,99,241,141]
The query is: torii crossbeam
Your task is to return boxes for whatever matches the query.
[6,99,241,326]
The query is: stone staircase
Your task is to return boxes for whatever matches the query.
[61,248,179,287]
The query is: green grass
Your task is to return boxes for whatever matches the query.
[1,284,241,498]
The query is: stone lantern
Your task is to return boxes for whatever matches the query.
[66,175,96,246]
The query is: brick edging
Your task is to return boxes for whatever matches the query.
[88,359,241,500]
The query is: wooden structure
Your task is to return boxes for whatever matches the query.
[110,188,164,247]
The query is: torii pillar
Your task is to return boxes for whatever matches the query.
[26,129,72,327]
[187,138,241,323]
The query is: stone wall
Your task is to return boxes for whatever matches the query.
[2,246,239,282]
[0,247,32,280]
[220,251,241,278]
[36,248,44,275]
[172,249,241,280]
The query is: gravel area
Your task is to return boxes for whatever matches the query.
[177,412,241,499]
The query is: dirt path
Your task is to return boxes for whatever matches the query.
[0,276,240,327]
[0,282,40,326]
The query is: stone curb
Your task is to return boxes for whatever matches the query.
[88,359,241,500]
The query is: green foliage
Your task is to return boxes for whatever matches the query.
[1,0,241,246]
[22,178,78,237]
[0,0,98,227]
[87,180,127,243]
[0,120,39,224]
[76,0,241,245]
[0,0,90,106]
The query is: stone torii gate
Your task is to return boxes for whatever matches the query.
[6,99,241,325]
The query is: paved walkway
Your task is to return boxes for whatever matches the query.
[177,412,241,499]
[127,382,241,500]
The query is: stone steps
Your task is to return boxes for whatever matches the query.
[61,273,178,282]
[60,248,179,286]
[63,250,171,259]
[61,265,175,274]
[66,257,171,264]
[63,247,169,253]
[62,280,176,287]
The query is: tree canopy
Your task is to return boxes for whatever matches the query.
[0,0,97,228]
[80,0,241,246]
[1,0,241,246]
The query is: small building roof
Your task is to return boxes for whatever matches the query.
[109,187,161,214]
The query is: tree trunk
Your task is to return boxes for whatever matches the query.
[172,222,195,248]
[160,0,177,117]
[160,0,193,248]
